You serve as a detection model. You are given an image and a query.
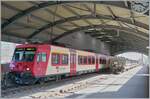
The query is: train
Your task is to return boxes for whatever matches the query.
[109,57,126,74]
[8,44,124,84]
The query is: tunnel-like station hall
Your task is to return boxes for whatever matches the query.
[1,1,149,98]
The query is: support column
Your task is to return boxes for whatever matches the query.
[148,1,150,71]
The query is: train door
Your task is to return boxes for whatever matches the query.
[96,56,99,72]
[35,46,50,77]
[70,51,76,76]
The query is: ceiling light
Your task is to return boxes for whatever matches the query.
[88,28,94,31]
[97,36,103,38]
[105,41,111,42]
[146,46,150,49]
[101,32,106,34]
[106,35,113,37]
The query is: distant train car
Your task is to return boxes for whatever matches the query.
[109,57,126,74]
[9,44,111,84]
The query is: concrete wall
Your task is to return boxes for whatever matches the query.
[56,32,111,55]
[1,41,18,64]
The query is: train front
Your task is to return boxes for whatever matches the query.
[9,45,37,84]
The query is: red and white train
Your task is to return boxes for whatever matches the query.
[9,44,111,84]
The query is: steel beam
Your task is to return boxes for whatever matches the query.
[29,1,80,29]
[43,7,79,28]
[52,25,148,42]
[2,1,137,29]
[62,4,93,26]
[27,14,148,39]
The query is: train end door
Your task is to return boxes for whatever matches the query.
[34,45,50,77]
[70,50,76,76]
[96,56,99,72]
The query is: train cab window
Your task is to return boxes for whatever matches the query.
[13,51,24,61]
[92,57,95,64]
[52,53,60,65]
[41,53,46,62]
[24,51,35,62]
[13,50,35,62]
[62,54,68,65]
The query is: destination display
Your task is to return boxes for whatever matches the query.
[15,47,36,51]
[25,47,36,51]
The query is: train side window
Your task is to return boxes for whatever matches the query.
[88,56,91,64]
[62,54,68,65]
[92,57,95,64]
[83,56,87,64]
[101,59,104,64]
[41,53,46,62]
[99,58,102,64]
[52,53,60,65]
[81,56,84,64]
[103,59,106,64]
[37,53,41,62]
[78,56,80,64]
[78,56,83,64]
[103,59,105,64]
[104,59,106,64]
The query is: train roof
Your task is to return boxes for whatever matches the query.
[16,44,111,57]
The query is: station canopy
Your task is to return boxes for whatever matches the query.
[1,1,149,55]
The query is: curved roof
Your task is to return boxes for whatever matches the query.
[1,1,149,55]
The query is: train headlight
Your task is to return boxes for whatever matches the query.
[26,67,30,71]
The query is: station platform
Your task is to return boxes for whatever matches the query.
[67,65,149,98]
[1,65,149,98]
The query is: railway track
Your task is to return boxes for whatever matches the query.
[1,72,102,98]
[2,65,139,98]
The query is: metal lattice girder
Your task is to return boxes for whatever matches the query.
[2,1,144,30]
[51,25,148,42]
[27,14,148,39]
[110,33,148,55]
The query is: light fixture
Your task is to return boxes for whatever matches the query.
[146,46,150,49]
[26,67,30,71]
[105,41,110,42]
[97,36,103,38]
[88,28,94,31]
[101,32,106,34]
[106,35,113,38]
